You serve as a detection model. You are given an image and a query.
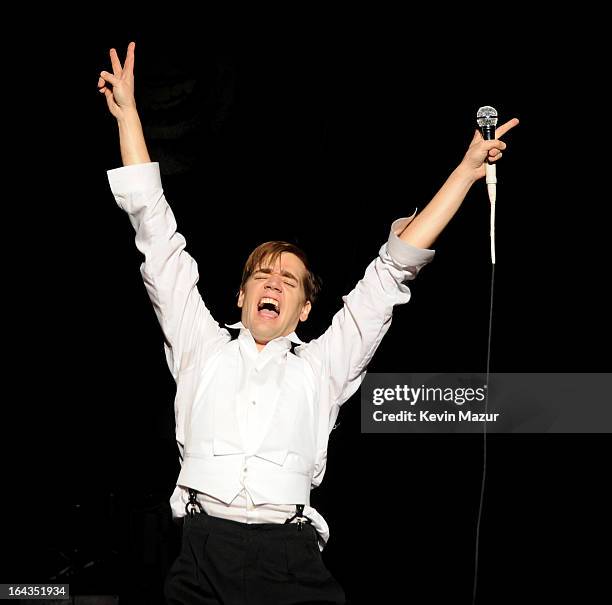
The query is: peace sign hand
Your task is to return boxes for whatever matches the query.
[97,41,137,120]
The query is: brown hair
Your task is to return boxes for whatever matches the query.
[239,241,322,305]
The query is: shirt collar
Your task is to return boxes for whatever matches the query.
[224,321,304,346]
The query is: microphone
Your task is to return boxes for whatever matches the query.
[477,105,498,141]
[476,105,498,263]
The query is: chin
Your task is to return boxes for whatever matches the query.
[259,327,281,340]
[250,322,276,338]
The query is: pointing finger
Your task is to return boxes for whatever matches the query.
[495,117,520,139]
[109,48,123,77]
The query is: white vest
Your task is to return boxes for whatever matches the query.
[176,334,322,506]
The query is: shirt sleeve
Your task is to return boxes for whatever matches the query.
[306,211,435,408]
[107,162,228,381]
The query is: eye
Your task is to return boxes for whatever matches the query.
[284,281,296,287]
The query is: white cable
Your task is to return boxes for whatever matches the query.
[490,202,496,265]
[485,163,497,264]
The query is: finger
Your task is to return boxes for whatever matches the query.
[483,140,507,151]
[489,152,503,162]
[123,41,136,76]
[109,48,123,77]
[495,117,519,139]
[100,70,121,87]
[471,128,482,143]
[103,87,116,112]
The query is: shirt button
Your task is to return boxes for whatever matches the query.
[251,400,256,406]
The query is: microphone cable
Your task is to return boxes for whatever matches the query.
[472,105,499,605]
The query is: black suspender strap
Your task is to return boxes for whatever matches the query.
[185,488,204,517]
[284,503,313,531]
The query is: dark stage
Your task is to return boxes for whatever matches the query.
[4,16,609,605]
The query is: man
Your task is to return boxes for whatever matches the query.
[99,42,517,604]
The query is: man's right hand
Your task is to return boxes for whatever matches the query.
[98,41,137,120]
[98,41,150,165]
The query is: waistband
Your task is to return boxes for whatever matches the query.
[185,488,314,536]
[183,507,320,547]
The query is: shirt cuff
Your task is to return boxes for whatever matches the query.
[107,161,162,196]
[387,211,436,268]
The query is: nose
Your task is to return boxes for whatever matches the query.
[264,273,283,293]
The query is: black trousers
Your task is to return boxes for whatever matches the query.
[164,508,346,605]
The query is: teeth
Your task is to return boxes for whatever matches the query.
[259,297,279,311]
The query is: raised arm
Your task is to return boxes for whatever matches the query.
[98,41,151,167]
[399,118,519,248]
[304,121,519,413]
[99,43,228,381]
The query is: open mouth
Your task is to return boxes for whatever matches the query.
[257,297,280,320]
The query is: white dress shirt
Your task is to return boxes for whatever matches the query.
[107,162,435,551]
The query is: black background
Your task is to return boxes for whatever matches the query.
[5,12,610,605]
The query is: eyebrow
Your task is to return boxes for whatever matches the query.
[254,267,300,283]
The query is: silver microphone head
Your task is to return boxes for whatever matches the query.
[476,106,498,140]
[476,106,498,128]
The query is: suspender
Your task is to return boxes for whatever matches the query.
[186,488,312,530]
[186,488,204,516]
[283,503,313,531]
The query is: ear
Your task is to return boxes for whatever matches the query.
[299,300,312,322]
[237,288,244,308]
